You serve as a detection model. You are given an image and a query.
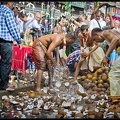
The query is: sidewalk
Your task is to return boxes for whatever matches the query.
[0,83,35,99]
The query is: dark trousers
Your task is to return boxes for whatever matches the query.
[0,39,13,90]
[67,62,76,73]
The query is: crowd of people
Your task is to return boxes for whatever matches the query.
[0,2,120,100]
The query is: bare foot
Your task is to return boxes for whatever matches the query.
[35,89,46,95]
[6,87,14,92]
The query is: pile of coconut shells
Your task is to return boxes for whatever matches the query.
[0,66,120,118]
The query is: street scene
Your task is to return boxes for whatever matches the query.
[0,1,120,118]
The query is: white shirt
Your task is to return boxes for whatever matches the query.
[23,17,33,32]
[89,18,106,30]
[30,18,41,30]
[15,15,23,33]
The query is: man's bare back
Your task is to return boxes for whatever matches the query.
[39,34,65,49]
[103,29,120,47]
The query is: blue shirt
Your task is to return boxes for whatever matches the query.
[66,50,80,65]
[0,5,21,44]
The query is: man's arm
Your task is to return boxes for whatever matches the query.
[70,18,86,28]
[46,46,57,66]
[102,37,119,66]
[60,57,66,66]
[6,11,21,45]
[90,3,106,20]
[105,38,119,58]
[108,12,114,29]
[46,39,62,66]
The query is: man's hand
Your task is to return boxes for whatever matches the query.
[19,44,22,50]
[101,57,109,67]
[13,41,17,45]
[63,66,70,79]
[81,52,89,58]
[53,62,59,68]
[108,12,112,17]
[64,66,70,74]
[70,17,75,23]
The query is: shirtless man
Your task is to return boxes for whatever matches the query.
[74,25,105,81]
[91,28,120,99]
[32,32,76,94]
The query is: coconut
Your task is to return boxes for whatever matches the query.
[97,83,103,88]
[64,81,70,87]
[50,96,58,102]
[97,68,103,75]
[88,108,95,115]
[98,79,103,84]
[105,66,110,71]
[83,83,89,90]
[101,67,106,72]
[48,89,57,95]
[88,114,95,118]
[55,114,64,118]
[32,108,39,115]
[55,81,61,87]
[61,101,71,109]
[56,98,62,106]
[43,97,49,103]
[58,108,67,116]
[92,76,98,81]
[95,112,103,118]
[96,87,102,92]
[103,82,109,88]
[84,78,90,83]
[70,103,76,111]
[87,74,93,79]
[101,87,107,92]
[84,99,92,104]
[75,112,84,118]
[28,92,36,98]
[81,76,86,80]
[101,73,108,81]
[92,86,98,91]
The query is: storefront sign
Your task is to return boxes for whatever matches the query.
[71,2,86,8]
[107,7,116,16]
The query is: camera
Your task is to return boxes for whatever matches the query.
[30,28,42,39]
[30,28,39,36]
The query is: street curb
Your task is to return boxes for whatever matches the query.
[0,84,35,99]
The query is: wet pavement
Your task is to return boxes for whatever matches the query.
[0,68,120,119]
[0,84,35,99]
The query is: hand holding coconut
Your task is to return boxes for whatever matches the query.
[101,56,109,67]
[81,52,89,58]
[91,27,120,98]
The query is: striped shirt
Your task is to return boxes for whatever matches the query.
[66,50,80,65]
[0,5,21,44]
